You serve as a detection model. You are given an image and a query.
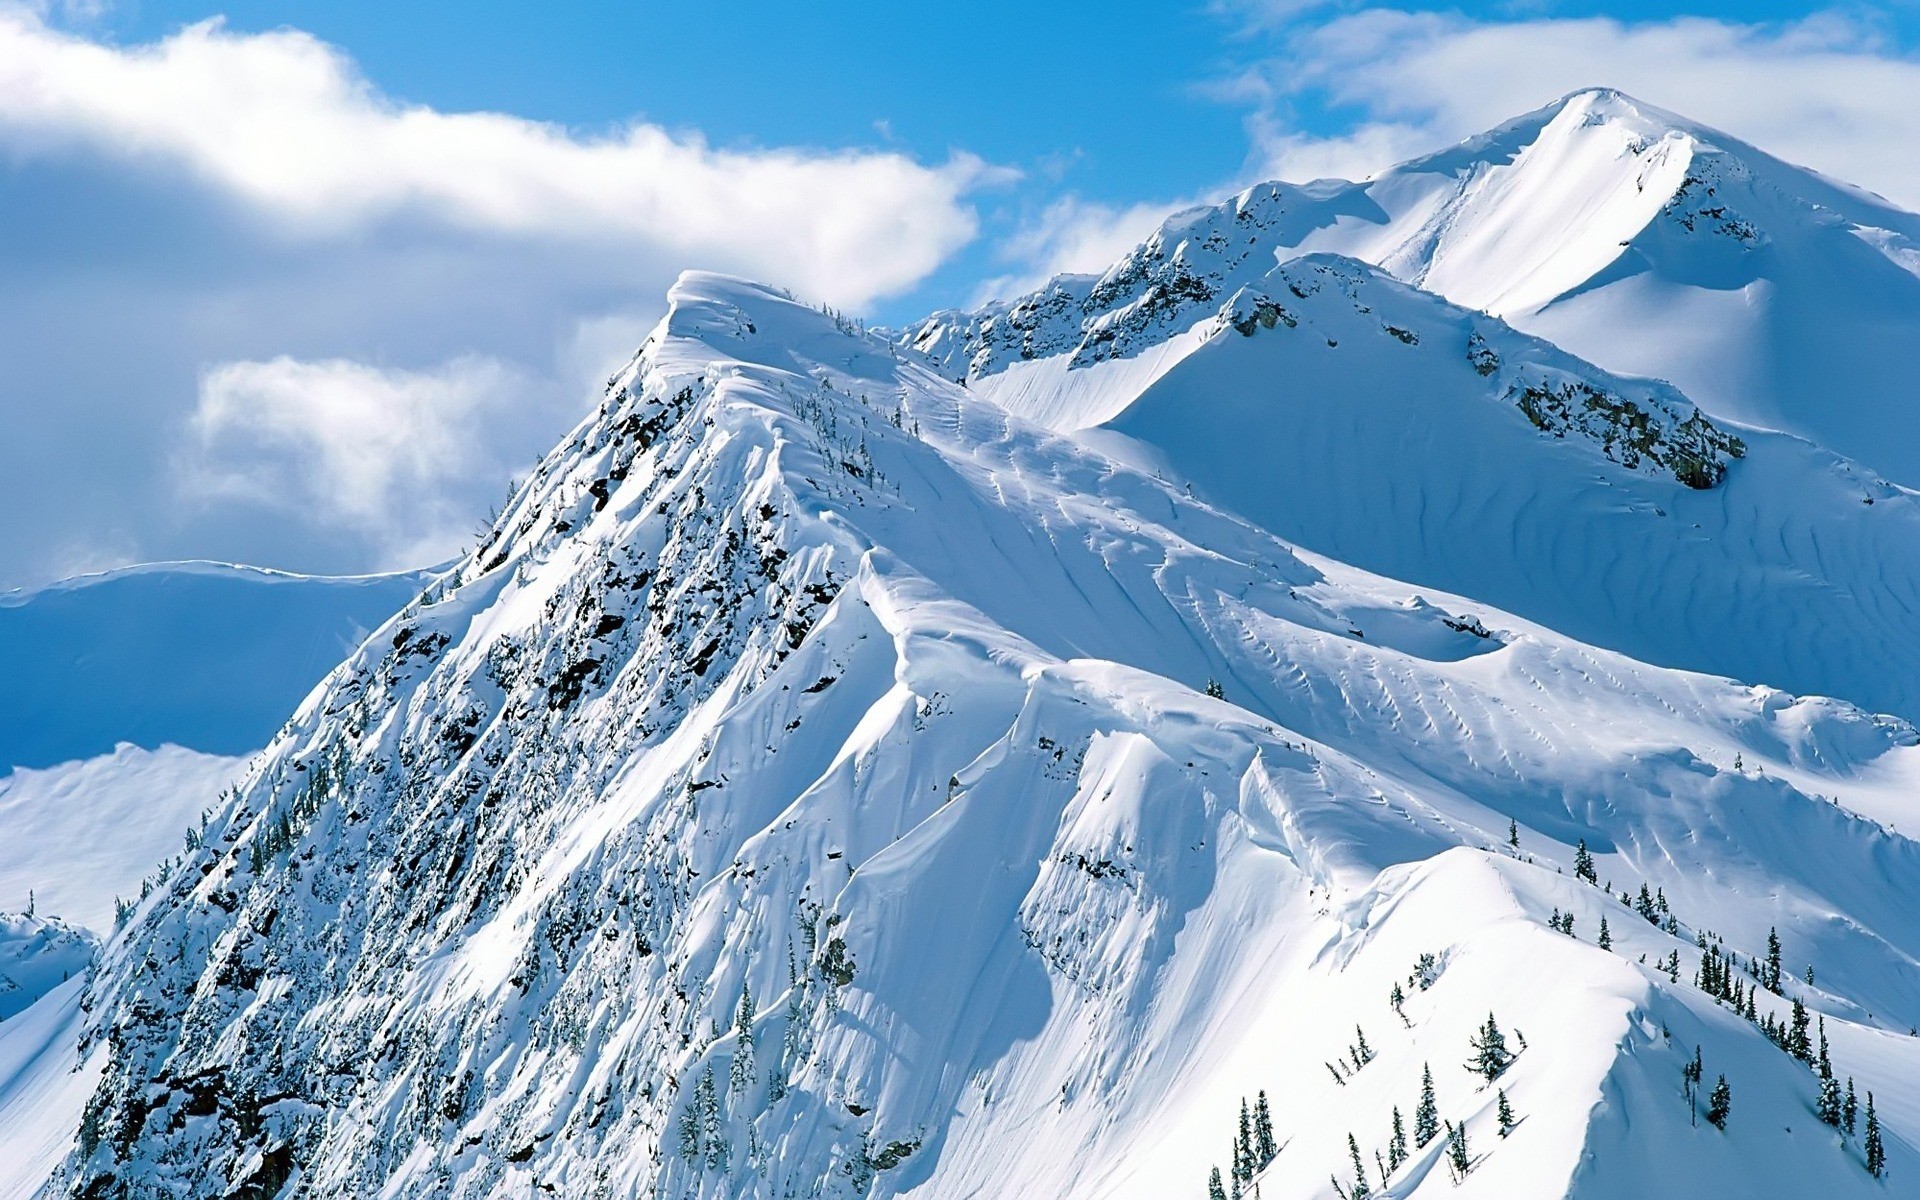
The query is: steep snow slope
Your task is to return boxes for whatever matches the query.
[0,974,95,1200]
[0,562,429,773]
[907,88,1920,486]
[1100,254,1920,724]
[47,274,1920,1200]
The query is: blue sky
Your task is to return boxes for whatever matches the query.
[5,0,1920,585]
[81,0,1920,319]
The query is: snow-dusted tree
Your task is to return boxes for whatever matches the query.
[1467,1013,1516,1082]
[1598,915,1613,951]
[1352,1025,1376,1069]
[1865,1092,1885,1178]
[1445,1120,1471,1180]
[1209,1165,1228,1200]
[1508,819,1519,849]
[1846,1077,1859,1137]
[678,1089,704,1163]
[1254,1090,1277,1167]
[1788,998,1813,1062]
[697,1065,726,1170]
[1819,1072,1844,1128]
[1765,927,1783,993]
[1415,1064,1440,1147]
[1497,1089,1517,1137]
[730,984,757,1095]
[1347,1133,1372,1199]
[1573,838,1597,883]
[1388,1107,1408,1173]
[1237,1097,1254,1184]
[1706,1074,1731,1130]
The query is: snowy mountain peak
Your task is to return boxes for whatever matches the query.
[16,91,1920,1200]
[43,225,1920,1199]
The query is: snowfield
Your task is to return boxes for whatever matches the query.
[18,261,1918,1199]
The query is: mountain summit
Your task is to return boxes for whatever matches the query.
[37,268,1920,1199]
[9,94,1920,1200]
[910,87,1920,485]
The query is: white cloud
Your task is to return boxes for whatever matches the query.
[1244,11,1920,210]
[0,7,990,308]
[186,355,540,568]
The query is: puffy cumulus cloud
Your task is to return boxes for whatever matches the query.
[1242,11,1920,208]
[0,8,1003,589]
[0,8,989,310]
[184,355,549,569]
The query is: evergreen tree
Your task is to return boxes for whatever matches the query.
[1508,819,1520,849]
[1706,1075,1731,1130]
[697,1066,726,1169]
[1388,1107,1408,1173]
[1846,1077,1859,1137]
[1255,1090,1277,1167]
[1865,1093,1885,1178]
[1352,1025,1375,1068]
[1683,1045,1704,1125]
[1789,998,1813,1062]
[1820,1073,1844,1128]
[1598,915,1613,951]
[1445,1120,1471,1180]
[678,1086,704,1163]
[1347,1133,1371,1199]
[1237,1098,1254,1184]
[1574,839,1597,883]
[1209,1166,1228,1200]
[1497,1089,1517,1137]
[1765,927,1783,993]
[1468,1013,1516,1081]
[1415,1065,1440,1147]
[730,984,757,1095]
[1637,884,1658,923]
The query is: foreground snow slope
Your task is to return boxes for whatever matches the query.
[50,274,1920,1199]
[0,561,428,773]
[908,88,1920,487]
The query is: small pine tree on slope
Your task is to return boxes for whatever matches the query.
[1468,1013,1516,1081]
[1707,1074,1731,1130]
[1865,1093,1886,1179]
[1415,1064,1440,1147]
[1254,1090,1277,1167]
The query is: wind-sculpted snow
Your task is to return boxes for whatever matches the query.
[51,273,1920,1199]
[907,87,1920,486]
[921,243,1920,724]
[1098,255,1920,724]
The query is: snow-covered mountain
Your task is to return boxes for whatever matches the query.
[908,87,1920,487]
[34,268,1920,1200]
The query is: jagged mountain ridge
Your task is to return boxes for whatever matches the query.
[52,273,1920,1199]
[903,185,1920,724]
[907,87,1920,486]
